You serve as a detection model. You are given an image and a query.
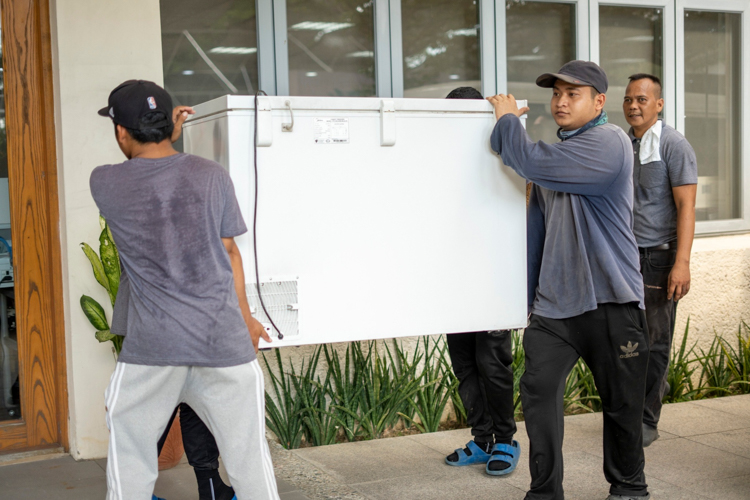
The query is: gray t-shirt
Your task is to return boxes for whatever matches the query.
[90,153,254,367]
[491,115,644,319]
[629,122,698,247]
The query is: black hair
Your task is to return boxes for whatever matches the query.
[627,73,662,99]
[446,86,483,99]
[115,111,174,144]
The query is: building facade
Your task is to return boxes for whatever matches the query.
[0,0,748,460]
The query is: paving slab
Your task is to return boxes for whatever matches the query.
[690,393,750,418]
[682,473,750,500]
[350,470,527,500]
[644,435,750,485]
[657,400,750,437]
[292,435,443,484]
[687,427,750,459]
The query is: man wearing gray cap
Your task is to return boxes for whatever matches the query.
[487,61,650,499]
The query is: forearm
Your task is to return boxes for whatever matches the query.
[229,249,254,325]
[673,185,697,266]
[674,206,694,265]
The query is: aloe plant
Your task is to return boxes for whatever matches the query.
[80,216,123,355]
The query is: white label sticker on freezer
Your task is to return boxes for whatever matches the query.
[314,118,349,144]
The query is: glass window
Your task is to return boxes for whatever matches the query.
[401,0,480,98]
[160,0,259,107]
[506,1,576,143]
[599,6,663,132]
[286,0,375,97]
[0,24,18,422]
[684,11,741,221]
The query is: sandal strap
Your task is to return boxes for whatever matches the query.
[490,441,520,461]
[465,440,489,456]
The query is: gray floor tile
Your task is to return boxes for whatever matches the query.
[690,394,750,419]
[279,491,311,500]
[682,473,750,500]
[657,402,750,437]
[644,436,750,485]
[276,477,300,494]
[0,455,105,490]
[687,427,750,459]
[293,436,443,484]
[351,471,527,500]
[1,474,108,500]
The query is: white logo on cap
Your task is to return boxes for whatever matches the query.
[147,96,157,109]
[109,107,114,118]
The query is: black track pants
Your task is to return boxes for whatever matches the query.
[640,247,678,428]
[521,303,650,499]
[157,403,220,470]
[446,330,517,443]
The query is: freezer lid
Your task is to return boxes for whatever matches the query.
[187,94,526,119]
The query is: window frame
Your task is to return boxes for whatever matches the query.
[677,0,750,234]
[499,0,590,93]
[252,0,749,234]
[590,0,676,128]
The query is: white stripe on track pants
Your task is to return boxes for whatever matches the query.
[104,359,279,500]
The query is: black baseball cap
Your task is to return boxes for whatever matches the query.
[97,80,173,129]
[536,60,608,94]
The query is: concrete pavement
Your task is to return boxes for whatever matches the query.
[1,395,749,499]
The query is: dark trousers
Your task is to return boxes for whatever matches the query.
[640,247,678,428]
[446,330,517,443]
[521,303,649,499]
[157,403,219,470]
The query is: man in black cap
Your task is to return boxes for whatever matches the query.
[93,80,279,499]
[486,61,650,499]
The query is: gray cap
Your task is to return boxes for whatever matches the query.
[536,60,608,94]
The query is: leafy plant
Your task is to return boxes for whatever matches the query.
[291,346,340,447]
[664,320,700,403]
[511,330,525,419]
[262,349,306,450]
[80,216,123,355]
[323,343,364,442]
[564,359,601,414]
[400,337,453,433]
[719,322,750,394]
[697,336,735,398]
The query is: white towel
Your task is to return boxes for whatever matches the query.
[639,120,662,164]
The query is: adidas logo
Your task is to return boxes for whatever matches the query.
[620,341,639,359]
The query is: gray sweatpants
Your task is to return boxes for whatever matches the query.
[104,360,279,500]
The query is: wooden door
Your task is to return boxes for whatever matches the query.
[0,0,67,453]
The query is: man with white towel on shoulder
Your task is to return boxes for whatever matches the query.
[623,73,698,447]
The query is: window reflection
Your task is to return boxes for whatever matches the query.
[685,11,741,221]
[401,0,480,98]
[506,1,576,143]
[161,0,259,106]
[286,0,375,97]
[599,6,663,132]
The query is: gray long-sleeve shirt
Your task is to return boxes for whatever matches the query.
[491,114,645,319]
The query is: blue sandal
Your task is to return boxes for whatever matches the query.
[445,440,492,466]
[485,440,521,476]
[152,496,166,500]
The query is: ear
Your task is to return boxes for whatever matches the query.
[656,97,665,113]
[595,93,606,112]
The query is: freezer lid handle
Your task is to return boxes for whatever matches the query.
[380,100,396,147]
[256,97,273,147]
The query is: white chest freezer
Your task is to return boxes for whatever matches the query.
[183,95,527,348]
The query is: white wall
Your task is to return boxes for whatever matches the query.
[50,0,163,460]
[675,234,750,350]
